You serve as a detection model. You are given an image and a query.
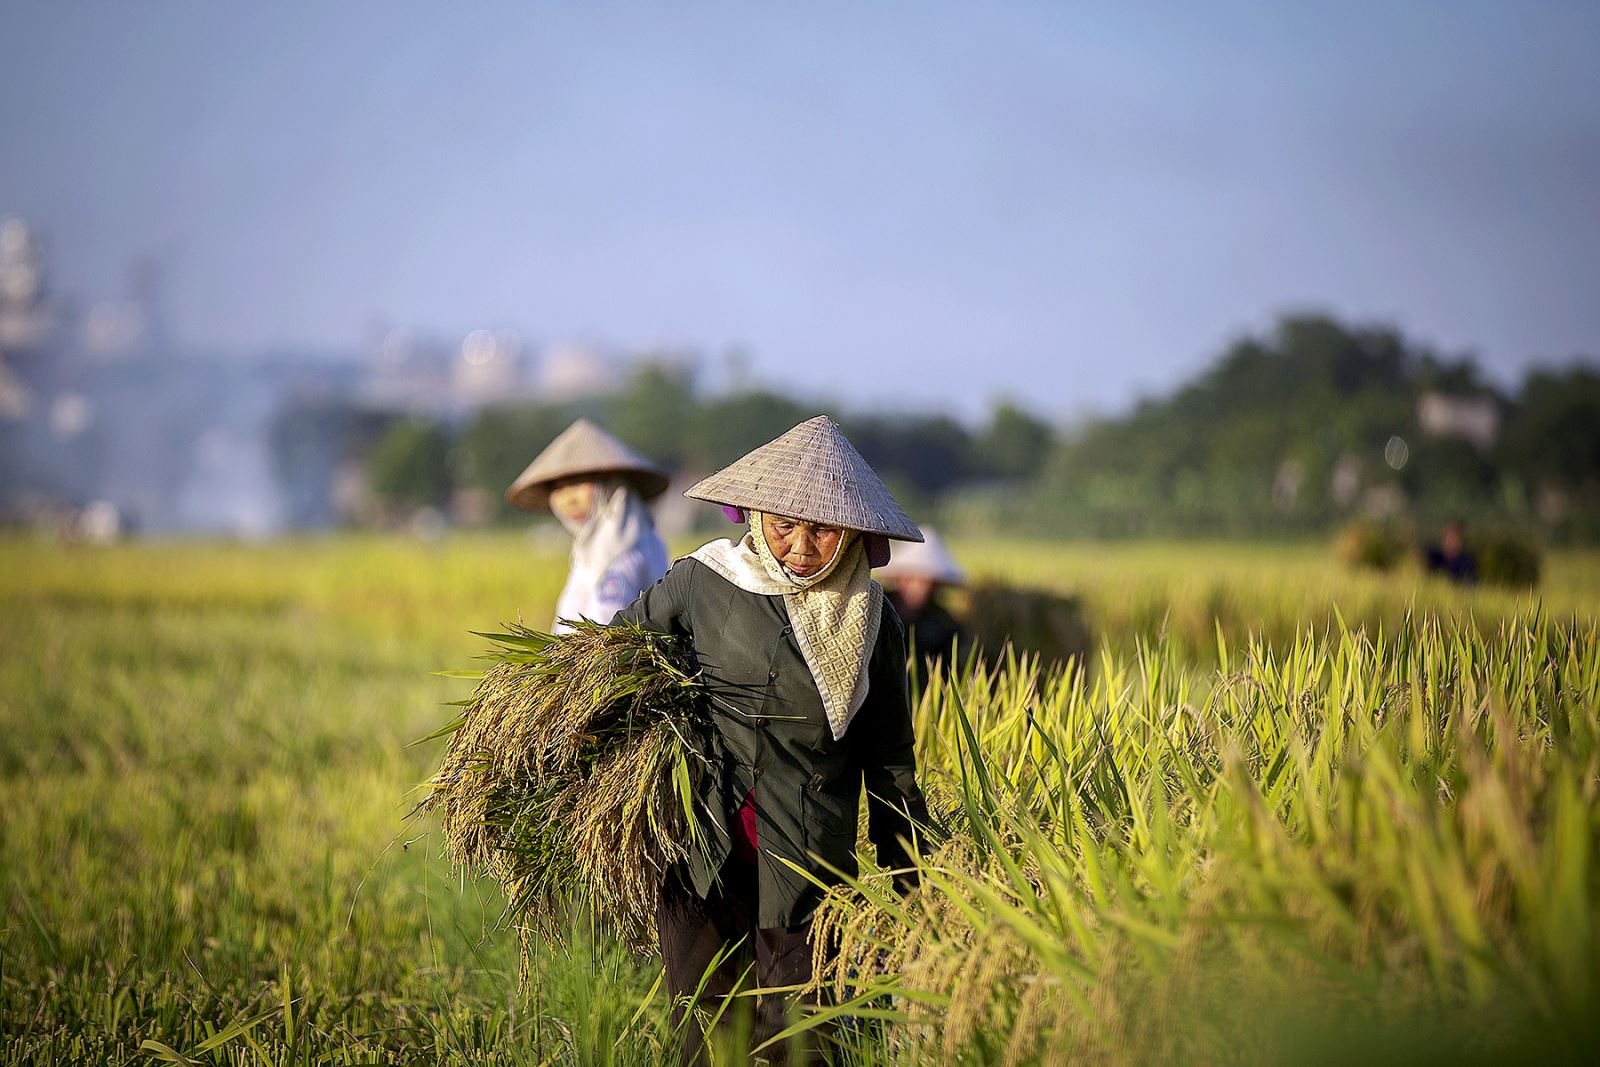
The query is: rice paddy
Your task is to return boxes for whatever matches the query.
[3,533,1598,1064]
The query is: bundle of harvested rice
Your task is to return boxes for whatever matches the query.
[420,619,716,959]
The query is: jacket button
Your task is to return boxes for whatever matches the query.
[753,767,764,779]
[768,669,779,682]
[810,773,824,790]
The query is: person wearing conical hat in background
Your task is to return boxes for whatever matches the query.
[506,418,671,634]
[878,525,967,664]
[612,415,931,1066]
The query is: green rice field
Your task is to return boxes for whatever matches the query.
[3,535,1599,1064]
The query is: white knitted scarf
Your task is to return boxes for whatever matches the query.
[687,512,882,739]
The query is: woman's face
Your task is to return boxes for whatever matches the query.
[762,513,844,578]
[548,479,596,526]
[894,575,938,613]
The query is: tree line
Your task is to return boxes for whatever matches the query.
[1023,315,1600,541]
[341,313,1600,541]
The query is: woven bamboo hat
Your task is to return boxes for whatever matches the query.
[505,418,670,512]
[685,415,924,541]
[878,525,965,586]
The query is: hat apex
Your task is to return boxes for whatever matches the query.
[685,415,923,541]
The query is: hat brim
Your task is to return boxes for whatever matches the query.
[685,488,924,541]
[681,415,923,541]
[507,466,671,511]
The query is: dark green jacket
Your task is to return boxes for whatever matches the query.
[614,557,930,928]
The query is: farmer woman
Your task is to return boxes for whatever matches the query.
[614,416,931,1065]
[506,418,671,633]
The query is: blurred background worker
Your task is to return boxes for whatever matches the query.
[879,524,967,662]
[1426,519,1479,585]
[506,418,671,632]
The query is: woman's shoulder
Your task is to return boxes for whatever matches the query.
[666,555,748,601]
[663,555,706,582]
[658,555,743,599]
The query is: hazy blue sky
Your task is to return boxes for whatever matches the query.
[3,1,1597,417]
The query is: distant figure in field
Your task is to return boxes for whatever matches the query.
[880,525,967,662]
[1425,519,1478,585]
[506,419,671,633]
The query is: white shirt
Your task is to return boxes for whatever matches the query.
[551,481,670,633]
[553,542,670,632]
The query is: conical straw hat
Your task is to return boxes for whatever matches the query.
[878,525,965,585]
[505,418,670,511]
[685,416,923,541]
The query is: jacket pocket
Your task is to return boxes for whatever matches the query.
[802,773,860,865]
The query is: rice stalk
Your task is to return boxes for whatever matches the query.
[799,613,1600,1065]
[418,619,715,962]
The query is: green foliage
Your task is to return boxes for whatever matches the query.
[1014,315,1600,541]
[452,367,1054,525]
[1037,315,1444,534]
[367,417,453,508]
[1499,366,1600,540]
[456,402,577,499]
[291,315,1599,541]
[598,363,699,471]
[846,413,975,497]
[975,400,1054,481]
[1501,366,1600,488]
[689,390,815,473]
[1398,434,1500,505]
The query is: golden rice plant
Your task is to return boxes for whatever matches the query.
[419,619,715,963]
[795,613,1600,1066]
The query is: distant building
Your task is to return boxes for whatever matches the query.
[453,329,528,407]
[0,216,309,534]
[1417,391,1499,450]
[0,218,56,354]
[537,342,620,399]
[0,361,29,419]
[359,325,542,415]
[357,328,457,414]
[0,215,684,535]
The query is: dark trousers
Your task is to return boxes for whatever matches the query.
[657,859,828,1066]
